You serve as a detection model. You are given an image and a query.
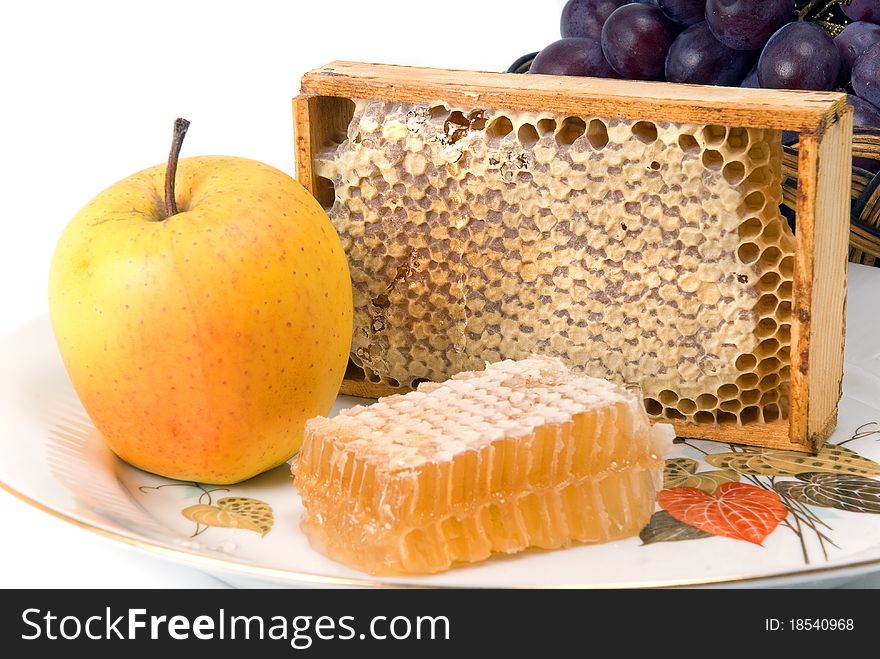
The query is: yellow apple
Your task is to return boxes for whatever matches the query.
[49,119,352,484]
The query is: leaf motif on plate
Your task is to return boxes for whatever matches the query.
[181,497,274,536]
[705,445,880,477]
[663,457,740,493]
[774,473,880,514]
[657,482,788,545]
[639,510,712,545]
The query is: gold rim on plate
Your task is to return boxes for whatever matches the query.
[4,478,879,589]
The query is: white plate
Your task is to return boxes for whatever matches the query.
[3,264,880,588]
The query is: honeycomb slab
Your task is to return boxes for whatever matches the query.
[314,100,795,426]
[292,357,674,575]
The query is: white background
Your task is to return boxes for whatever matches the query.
[3,1,876,590]
[0,0,562,587]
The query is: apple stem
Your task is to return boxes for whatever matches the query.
[164,117,191,219]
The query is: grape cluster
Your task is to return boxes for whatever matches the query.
[527,1,880,170]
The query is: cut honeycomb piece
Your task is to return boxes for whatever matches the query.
[315,100,796,427]
[292,357,674,575]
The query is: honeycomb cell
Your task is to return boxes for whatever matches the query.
[487,116,513,139]
[317,100,795,427]
[763,404,780,422]
[702,149,724,170]
[762,222,782,241]
[678,398,697,414]
[760,373,781,389]
[743,191,765,211]
[703,124,727,146]
[737,373,759,389]
[556,117,588,146]
[517,123,539,148]
[779,256,794,278]
[756,294,778,315]
[748,142,771,163]
[723,161,746,185]
[736,354,758,371]
[717,411,738,424]
[537,118,557,135]
[585,119,608,149]
[645,397,662,415]
[778,324,791,343]
[756,317,778,338]
[738,242,760,263]
[760,246,783,269]
[632,121,658,143]
[726,127,749,152]
[696,393,718,409]
[658,389,679,407]
[740,217,763,239]
[758,272,781,292]
[717,383,739,400]
[679,133,699,153]
[756,338,780,358]
[777,281,792,299]
[759,357,782,375]
[747,166,770,185]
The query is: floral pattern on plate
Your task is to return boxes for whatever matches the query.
[140,482,274,538]
[643,423,880,563]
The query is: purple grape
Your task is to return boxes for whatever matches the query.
[848,93,880,174]
[601,4,679,79]
[659,0,707,26]
[757,22,840,91]
[665,22,756,85]
[855,157,880,175]
[706,0,793,51]
[530,38,620,77]
[848,94,880,130]
[561,0,630,40]
[640,0,660,5]
[835,21,880,80]
[741,65,760,88]
[853,43,880,109]
[842,0,880,23]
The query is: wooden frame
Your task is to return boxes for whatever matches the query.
[294,61,852,452]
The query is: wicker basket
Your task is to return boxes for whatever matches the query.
[508,53,880,267]
[783,131,880,266]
